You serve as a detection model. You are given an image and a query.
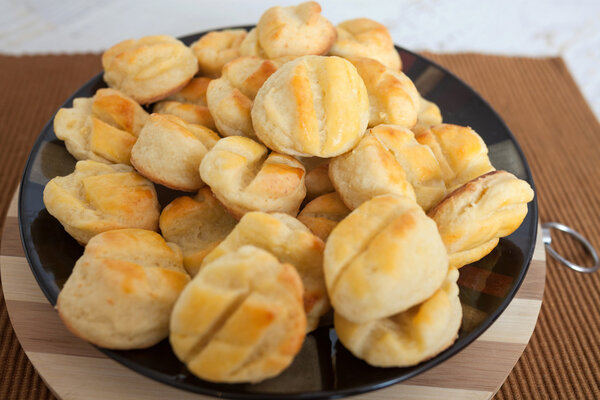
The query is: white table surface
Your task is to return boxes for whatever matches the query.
[2,0,599,120]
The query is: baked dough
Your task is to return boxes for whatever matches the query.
[54,89,149,164]
[256,2,336,59]
[324,195,448,323]
[206,56,277,139]
[329,18,401,70]
[199,136,306,218]
[170,245,306,383]
[57,229,189,349]
[252,55,369,157]
[190,29,247,78]
[416,124,495,191]
[102,35,198,104]
[412,96,442,135]
[348,57,419,128]
[202,211,328,332]
[130,114,220,192]
[334,268,461,367]
[43,160,160,244]
[428,170,534,266]
[159,187,238,277]
[153,77,216,130]
[304,159,334,201]
[297,192,350,241]
[329,127,425,210]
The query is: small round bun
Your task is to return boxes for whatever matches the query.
[334,268,461,367]
[102,35,198,104]
[130,114,220,192]
[416,124,495,191]
[153,77,216,130]
[207,57,278,139]
[328,128,417,210]
[54,89,148,164]
[202,211,328,332]
[170,245,306,383]
[297,192,350,241]
[304,159,334,201]
[348,57,419,128]
[190,29,247,78]
[252,55,369,157]
[256,2,336,59]
[199,136,306,218]
[57,229,190,349]
[412,96,442,135]
[329,18,401,70]
[428,170,534,267]
[324,195,448,324]
[43,160,160,244]
[159,187,238,277]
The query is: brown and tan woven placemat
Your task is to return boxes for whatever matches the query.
[0,52,598,399]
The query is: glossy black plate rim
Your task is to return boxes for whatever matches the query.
[17,27,538,400]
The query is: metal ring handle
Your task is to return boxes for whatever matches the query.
[541,222,600,273]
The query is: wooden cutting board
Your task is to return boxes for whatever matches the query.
[1,190,546,400]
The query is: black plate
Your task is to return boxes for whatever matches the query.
[18,27,537,399]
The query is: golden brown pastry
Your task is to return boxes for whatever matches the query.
[153,77,216,130]
[57,229,190,349]
[324,195,448,323]
[202,211,328,332]
[199,136,306,218]
[102,35,198,104]
[43,160,160,244]
[54,89,149,165]
[170,245,306,383]
[297,192,350,241]
[416,124,495,191]
[190,29,247,78]
[328,128,417,210]
[304,159,334,201]
[348,57,419,128]
[130,114,220,192]
[252,55,369,157]
[239,28,267,58]
[334,268,461,367]
[412,96,442,135]
[255,2,336,59]
[428,170,534,267]
[206,56,277,139]
[329,18,402,70]
[159,187,238,277]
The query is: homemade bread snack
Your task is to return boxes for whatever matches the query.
[255,2,336,59]
[412,96,442,135]
[43,160,160,244]
[334,268,461,367]
[329,128,418,210]
[153,77,216,129]
[57,229,190,349]
[252,55,369,157]
[324,195,448,323]
[428,170,534,268]
[130,114,220,192]
[202,212,328,332]
[159,187,238,277]
[297,192,350,241]
[54,89,149,164]
[102,35,198,104]
[207,56,278,139]
[348,57,419,128]
[329,18,402,70]
[170,245,306,383]
[190,29,247,78]
[304,159,334,201]
[416,124,495,191]
[199,136,306,218]
[239,28,267,58]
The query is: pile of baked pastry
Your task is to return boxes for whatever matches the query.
[42,1,534,384]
